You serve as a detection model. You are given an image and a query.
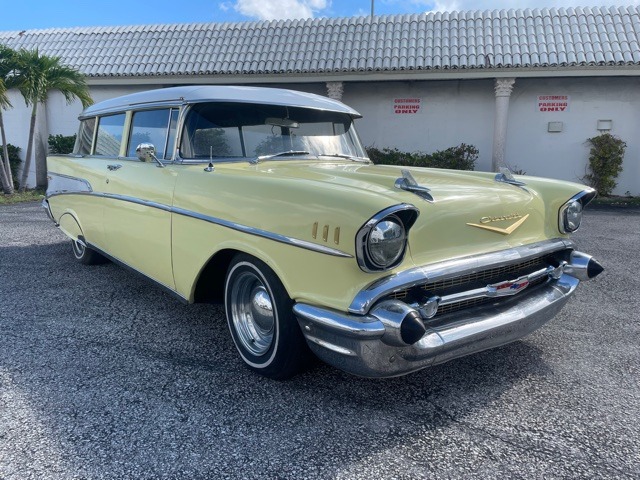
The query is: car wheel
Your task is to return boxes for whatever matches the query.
[71,238,107,265]
[224,254,311,379]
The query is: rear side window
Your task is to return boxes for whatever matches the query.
[94,113,126,156]
[74,118,96,155]
[127,109,176,159]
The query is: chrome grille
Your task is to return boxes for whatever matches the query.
[388,254,558,317]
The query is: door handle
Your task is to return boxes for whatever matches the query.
[107,164,122,171]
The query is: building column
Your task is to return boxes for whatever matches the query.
[326,81,344,101]
[491,77,515,172]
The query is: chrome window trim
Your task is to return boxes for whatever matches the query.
[558,188,597,234]
[349,238,575,314]
[47,190,352,258]
[79,101,185,120]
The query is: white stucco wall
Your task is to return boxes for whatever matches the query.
[3,77,638,195]
[506,77,639,196]
[341,77,638,195]
[343,79,496,172]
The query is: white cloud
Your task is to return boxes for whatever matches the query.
[232,0,330,20]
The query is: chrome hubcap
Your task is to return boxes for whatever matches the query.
[230,271,275,356]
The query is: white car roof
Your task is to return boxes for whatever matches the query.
[81,85,361,118]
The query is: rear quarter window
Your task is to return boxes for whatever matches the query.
[94,113,126,156]
[73,118,96,155]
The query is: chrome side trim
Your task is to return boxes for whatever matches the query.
[349,238,574,314]
[47,190,352,258]
[46,172,93,197]
[171,206,353,258]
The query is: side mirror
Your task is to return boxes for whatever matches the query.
[136,143,156,162]
[136,143,165,168]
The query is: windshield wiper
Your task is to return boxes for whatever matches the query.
[317,153,370,163]
[249,150,310,164]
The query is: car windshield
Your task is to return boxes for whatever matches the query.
[179,102,366,161]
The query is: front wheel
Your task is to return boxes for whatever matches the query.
[71,238,107,265]
[224,254,311,379]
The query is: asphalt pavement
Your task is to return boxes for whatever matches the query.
[0,202,638,479]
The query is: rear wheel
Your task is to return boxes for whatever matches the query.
[71,238,107,265]
[224,254,310,379]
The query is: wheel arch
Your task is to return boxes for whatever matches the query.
[192,247,292,304]
[58,211,84,242]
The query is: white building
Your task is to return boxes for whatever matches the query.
[1,6,639,194]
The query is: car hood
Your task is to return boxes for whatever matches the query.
[252,161,561,267]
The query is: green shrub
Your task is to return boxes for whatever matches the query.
[366,144,478,170]
[584,133,626,197]
[48,134,76,154]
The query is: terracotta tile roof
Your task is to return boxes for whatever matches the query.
[1,6,639,78]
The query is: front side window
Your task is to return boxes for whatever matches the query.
[94,113,126,156]
[73,117,96,155]
[180,102,365,161]
[127,109,176,159]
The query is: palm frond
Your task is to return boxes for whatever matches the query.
[9,48,93,108]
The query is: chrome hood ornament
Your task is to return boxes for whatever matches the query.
[395,170,434,202]
[495,167,526,188]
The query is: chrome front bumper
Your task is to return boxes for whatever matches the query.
[293,243,603,377]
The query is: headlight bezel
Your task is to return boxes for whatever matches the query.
[558,189,596,234]
[356,204,419,273]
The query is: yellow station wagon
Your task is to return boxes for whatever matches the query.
[43,86,603,379]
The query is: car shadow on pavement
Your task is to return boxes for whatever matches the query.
[0,239,557,478]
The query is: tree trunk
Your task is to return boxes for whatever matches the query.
[0,154,11,194]
[19,104,38,193]
[35,101,48,188]
[0,111,13,194]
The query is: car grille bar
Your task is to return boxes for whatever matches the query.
[349,239,575,316]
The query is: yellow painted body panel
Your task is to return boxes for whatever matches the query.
[47,155,587,312]
[103,161,178,289]
[47,156,111,247]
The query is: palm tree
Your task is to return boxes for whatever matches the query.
[0,45,16,194]
[10,49,92,192]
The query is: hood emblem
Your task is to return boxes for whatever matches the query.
[467,214,530,235]
[394,170,434,202]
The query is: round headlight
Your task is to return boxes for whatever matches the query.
[563,200,583,232]
[366,216,406,268]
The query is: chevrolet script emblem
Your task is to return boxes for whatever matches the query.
[467,214,529,235]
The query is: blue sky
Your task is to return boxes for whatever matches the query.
[0,0,634,31]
